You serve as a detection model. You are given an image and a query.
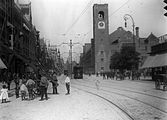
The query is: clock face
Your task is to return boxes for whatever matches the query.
[98,21,105,29]
[99,22,104,27]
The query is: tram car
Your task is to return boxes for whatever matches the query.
[64,70,68,75]
[73,66,83,79]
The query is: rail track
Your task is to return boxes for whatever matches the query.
[73,86,134,120]
[72,79,167,114]
[92,79,167,101]
[76,77,167,101]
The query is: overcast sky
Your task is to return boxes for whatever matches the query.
[19,0,167,62]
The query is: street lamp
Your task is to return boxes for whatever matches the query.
[123,14,135,50]
[123,14,136,80]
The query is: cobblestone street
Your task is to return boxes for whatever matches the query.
[72,75,167,120]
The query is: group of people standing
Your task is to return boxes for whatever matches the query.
[0,72,71,103]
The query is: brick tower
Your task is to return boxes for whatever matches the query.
[93,4,109,73]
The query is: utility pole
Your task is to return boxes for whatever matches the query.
[63,40,82,78]
[70,40,72,78]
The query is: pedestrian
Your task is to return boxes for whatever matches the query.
[103,73,106,79]
[96,72,98,77]
[6,72,12,90]
[65,74,70,95]
[14,73,20,98]
[95,79,100,90]
[22,75,27,85]
[20,83,28,101]
[0,85,9,103]
[51,73,59,94]
[26,76,35,100]
[36,74,41,95]
[39,75,49,101]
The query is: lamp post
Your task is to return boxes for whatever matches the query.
[124,14,135,50]
[124,14,136,80]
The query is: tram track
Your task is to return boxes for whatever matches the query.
[72,80,167,114]
[73,86,135,120]
[77,78,167,101]
[93,80,167,101]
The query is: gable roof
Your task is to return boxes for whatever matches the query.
[144,33,159,44]
[109,27,136,44]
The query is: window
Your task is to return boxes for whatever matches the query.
[101,67,104,70]
[98,11,104,20]
[101,51,104,55]
[101,58,104,62]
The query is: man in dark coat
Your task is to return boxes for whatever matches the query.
[6,72,12,90]
[39,75,49,100]
[51,73,58,94]
[14,73,20,98]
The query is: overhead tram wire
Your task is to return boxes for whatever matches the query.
[65,0,94,34]
[65,0,131,39]
[109,0,131,17]
[65,0,94,35]
[108,0,131,29]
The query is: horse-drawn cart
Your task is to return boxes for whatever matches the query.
[154,74,167,91]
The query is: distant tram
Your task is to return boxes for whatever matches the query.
[64,70,68,75]
[73,66,83,79]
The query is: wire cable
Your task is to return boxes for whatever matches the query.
[74,0,131,40]
[109,0,131,17]
[65,0,94,34]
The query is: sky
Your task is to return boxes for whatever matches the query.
[18,0,167,62]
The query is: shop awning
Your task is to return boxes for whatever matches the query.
[0,58,7,69]
[141,56,156,69]
[141,53,167,69]
[152,53,167,68]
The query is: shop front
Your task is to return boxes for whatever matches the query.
[141,42,167,90]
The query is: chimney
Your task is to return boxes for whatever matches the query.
[135,27,139,38]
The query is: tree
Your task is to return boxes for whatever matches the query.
[110,46,140,71]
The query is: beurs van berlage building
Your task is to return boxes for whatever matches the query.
[80,3,159,74]
[93,4,110,73]
[80,4,110,74]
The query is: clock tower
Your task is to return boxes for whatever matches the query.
[93,4,109,73]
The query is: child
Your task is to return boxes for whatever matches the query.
[65,74,70,95]
[20,83,28,101]
[0,85,9,103]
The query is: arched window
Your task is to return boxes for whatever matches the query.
[98,11,104,20]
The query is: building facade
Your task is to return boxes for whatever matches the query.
[93,4,110,73]
[79,3,160,74]
[0,0,14,68]
[109,27,159,67]
[0,0,41,79]
[79,39,95,74]
[159,34,167,43]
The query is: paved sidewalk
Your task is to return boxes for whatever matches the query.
[0,78,131,120]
